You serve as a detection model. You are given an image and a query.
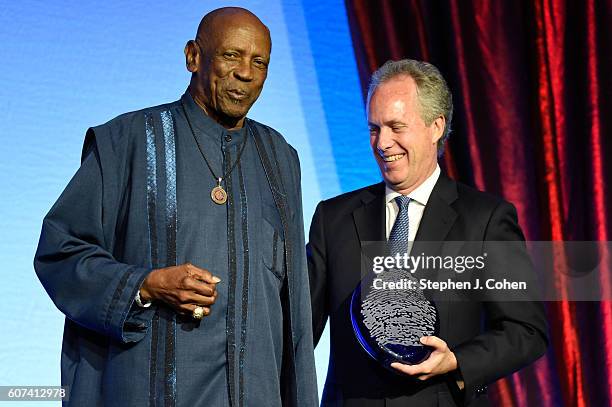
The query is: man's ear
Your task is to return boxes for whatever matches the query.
[431,115,446,144]
[184,40,199,73]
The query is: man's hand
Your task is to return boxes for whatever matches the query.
[139,263,220,317]
[391,336,462,386]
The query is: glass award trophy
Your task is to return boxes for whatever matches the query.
[350,267,439,369]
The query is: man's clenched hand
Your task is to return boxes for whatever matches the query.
[139,263,220,318]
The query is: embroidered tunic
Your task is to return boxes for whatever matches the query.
[34,92,318,407]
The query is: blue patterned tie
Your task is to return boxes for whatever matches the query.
[389,195,411,256]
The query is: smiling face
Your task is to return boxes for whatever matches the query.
[367,75,445,195]
[186,10,271,129]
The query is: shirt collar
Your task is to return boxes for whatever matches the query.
[385,164,441,206]
[180,90,246,141]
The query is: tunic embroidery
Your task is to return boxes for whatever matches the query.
[225,148,238,407]
[145,110,178,407]
[237,158,250,407]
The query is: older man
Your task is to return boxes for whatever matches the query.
[307,59,547,406]
[34,7,317,407]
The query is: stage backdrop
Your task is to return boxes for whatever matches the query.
[0,1,379,404]
[346,0,611,406]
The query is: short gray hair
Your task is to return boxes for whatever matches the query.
[367,59,453,156]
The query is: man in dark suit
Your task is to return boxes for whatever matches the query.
[307,59,548,406]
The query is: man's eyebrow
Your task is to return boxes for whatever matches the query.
[218,47,270,59]
[368,120,408,128]
[385,120,408,126]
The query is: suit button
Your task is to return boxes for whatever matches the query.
[225,134,232,142]
[475,385,487,395]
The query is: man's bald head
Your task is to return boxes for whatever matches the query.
[196,7,271,53]
[185,7,272,130]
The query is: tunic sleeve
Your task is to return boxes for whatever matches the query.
[34,132,154,344]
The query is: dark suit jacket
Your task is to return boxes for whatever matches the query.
[307,175,548,406]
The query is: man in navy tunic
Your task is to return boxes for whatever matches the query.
[34,7,317,407]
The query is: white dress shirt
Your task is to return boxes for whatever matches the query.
[385,165,441,253]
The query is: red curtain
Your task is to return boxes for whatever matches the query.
[345,0,612,405]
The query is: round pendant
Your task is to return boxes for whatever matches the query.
[211,185,228,205]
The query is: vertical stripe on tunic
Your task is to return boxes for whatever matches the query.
[161,110,178,407]
[145,110,178,407]
[237,159,250,407]
[225,148,238,407]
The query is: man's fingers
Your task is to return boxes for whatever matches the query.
[390,355,438,376]
[420,335,446,350]
[184,292,217,306]
[184,278,217,297]
[185,263,221,284]
[390,362,420,376]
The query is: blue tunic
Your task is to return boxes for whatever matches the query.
[34,93,318,407]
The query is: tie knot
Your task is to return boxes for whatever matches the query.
[394,195,411,211]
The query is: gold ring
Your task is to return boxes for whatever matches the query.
[192,306,205,320]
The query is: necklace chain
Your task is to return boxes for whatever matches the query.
[181,101,249,185]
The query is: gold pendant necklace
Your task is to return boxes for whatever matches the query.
[181,102,248,205]
[210,177,228,204]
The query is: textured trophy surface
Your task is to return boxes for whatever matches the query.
[350,267,439,369]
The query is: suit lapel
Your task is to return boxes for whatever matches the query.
[351,183,385,284]
[353,182,386,245]
[412,175,458,341]
[413,175,458,248]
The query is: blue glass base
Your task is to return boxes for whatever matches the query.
[350,277,439,369]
